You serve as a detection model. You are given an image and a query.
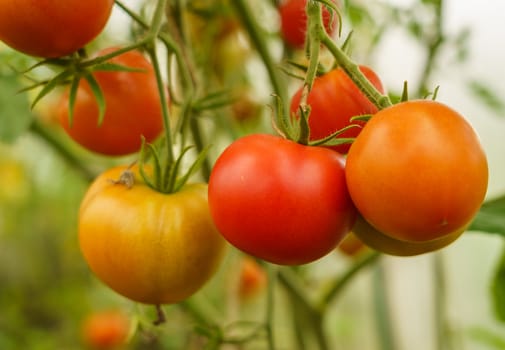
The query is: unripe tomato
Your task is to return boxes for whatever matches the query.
[279,0,338,48]
[208,134,356,265]
[81,310,129,349]
[290,66,384,154]
[79,166,227,304]
[0,0,114,58]
[346,100,488,244]
[58,48,165,156]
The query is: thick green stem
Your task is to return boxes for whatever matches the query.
[433,252,455,350]
[265,264,277,350]
[230,0,290,133]
[373,259,398,350]
[321,34,392,110]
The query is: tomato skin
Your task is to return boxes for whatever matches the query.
[208,134,356,265]
[58,48,165,156]
[290,66,384,154]
[0,0,114,58]
[79,166,227,305]
[279,0,337,48]
[82,310,129,349]
[346,100,488,242]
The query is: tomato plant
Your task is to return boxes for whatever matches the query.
[290,66,384,154]
[58,48,165,156]
[0,0,114,58]
[346,100,488,243]
[208,133,356,265]
[79,166,227,305]
[81,310,130,349]
[279,0,338,48]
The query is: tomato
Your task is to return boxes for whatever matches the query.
[82,310,129,349]
[208,134,356,265]
[58,48,165,156]
[238,256,267,300]
[279,0,338,48]
[79,166,227,304]
[0,0,114,58]
[346,100,488,244]
[290,66,384,154]
[336,231,368,258]
[351,214,463,257]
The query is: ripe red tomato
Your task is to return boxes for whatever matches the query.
[208,134,356,265]
[346,100,488,243]
[290,66,384,154]
[0,0,114,58]
[81,310,129,349]
[79,166,227,304]
[58,48,165,156]
[279,0,338,48]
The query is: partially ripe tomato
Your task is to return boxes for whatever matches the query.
[79,166,227,304]
[208,134,356,265]
[0,0,114,58]
[279,0,338,48]
[82,310,129,349]
[346,100,488,244]
[238,257,267,300]
[290,66,384,154]
[58,48,165,156]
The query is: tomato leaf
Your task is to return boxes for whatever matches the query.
[469,195,505,237]
[468,80,505,115]
[83,73,106,126]
[66,75,81,127]
[91,62,146,74]
[0,73,32,143]
[491,247,505,322]
[31,69,72,110]
[468,327,505,349]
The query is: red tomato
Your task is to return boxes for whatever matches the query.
[0,0,114,58]
[208,134,356,265]
[279,0,338,48]
[82,310,129,349]
[58,48,165,156]
[290,66,384,154]
[346,100,488,243]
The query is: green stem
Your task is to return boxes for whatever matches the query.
[433,252,454,350]
[373,259,398,350]
[416,0,444,97]
[321,33,392,110]
[29,119,96,182]
[265,264,276,350]
[317,251,380,311]
[230,0,290,133]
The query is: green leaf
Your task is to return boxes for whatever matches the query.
[468,80,505,115]
[0,73,32,143]
[468,195,505,236]
[90,62,146,74]
[83,73,106,125]
[30,70,72,110]
[468,327,505,349]
[491,247,505,322]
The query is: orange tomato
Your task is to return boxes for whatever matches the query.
[82,310,129,349]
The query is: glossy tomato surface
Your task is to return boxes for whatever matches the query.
[0,0,114,57]
[58,48,165,156]
[279,0,337,48]
[290,66,384,154]
[208,134,356,265]
[346,100,488,242]
[79,166,227,305]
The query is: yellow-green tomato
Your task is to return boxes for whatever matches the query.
[79,166,227,305]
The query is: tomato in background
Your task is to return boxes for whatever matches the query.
[208,134,356,265]
[58,48,165,156]
[290,66,384,154]
[79,166,227,304]
[0,0,114,58]
[238,257,267,300]
[82,310,129,349]
[346,100,488,243]
[279,0,338,48]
